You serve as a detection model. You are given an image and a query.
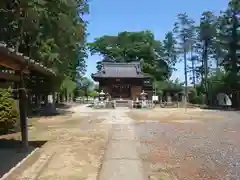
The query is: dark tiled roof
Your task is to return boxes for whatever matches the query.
[92,62,150,79]
[0,43,55,75]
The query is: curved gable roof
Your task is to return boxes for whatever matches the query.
[92,62,150,80]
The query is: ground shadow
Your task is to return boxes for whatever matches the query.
[201,106,240,112]
[27,103,74,118]
[0,139,47,178]
[158,102,240,111]
[55,103,73,109]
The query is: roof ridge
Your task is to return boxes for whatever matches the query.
[0,42,55,75]
[102,61,140,65]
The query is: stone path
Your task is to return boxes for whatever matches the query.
[99,111,147,180]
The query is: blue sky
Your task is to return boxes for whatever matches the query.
[85,0,229,82]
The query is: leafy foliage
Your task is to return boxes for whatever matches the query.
[0,88,20,134]
[170,0,240,107]
[188,88,205,105]
[163,32,178,72]
[88,31,172,81]
[60,77,77,94]
[88,0,240,108]
[76,77,94,97]
[0,0,89,93]
[174,13,196,99]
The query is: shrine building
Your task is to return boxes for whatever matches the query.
[91,62,153,100]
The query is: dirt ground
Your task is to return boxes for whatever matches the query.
[128,108,226,122]
[128,108,240,180]
[5,109,110,180]
[3,106,240,180]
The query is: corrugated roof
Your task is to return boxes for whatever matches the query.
[92,62,149,79]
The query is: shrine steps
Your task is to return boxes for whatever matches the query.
[113,100,133,108]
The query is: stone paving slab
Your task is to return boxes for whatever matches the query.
[99,159,146,180]
[105,140,140,160]
[111,128,137,140]
[99,111,147,180]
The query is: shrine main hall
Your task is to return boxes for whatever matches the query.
[91,62,153,100]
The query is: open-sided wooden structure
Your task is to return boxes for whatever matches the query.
[0,43,55,148]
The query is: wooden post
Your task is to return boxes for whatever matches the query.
[44,93,48,106]
[18,70,28,149]
[27,91,31,115]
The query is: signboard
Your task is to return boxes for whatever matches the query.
[143,79,151,86]
[152,95,158,101]
[112,84,130,89]
[48,95,53,103]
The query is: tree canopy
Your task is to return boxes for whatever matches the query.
[88,0,240,107]
[1,0,239,107]
[0,0,89,94]
[88,30,174,81]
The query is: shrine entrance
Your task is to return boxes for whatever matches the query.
[111,83,131,99]
[91,62,153,100]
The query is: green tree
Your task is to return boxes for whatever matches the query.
[198,11,218,99]
[88,31,171,81]
[217,0,240,107]
[0,0,89,96]
[174,13,196,103]
[163,31,178,72]
[0,88,20,134]
[78,77,94,100]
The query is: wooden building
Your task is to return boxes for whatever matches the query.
[0,43,55,148]
[91,62,153,100]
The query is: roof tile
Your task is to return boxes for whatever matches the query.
[92,62,149,78]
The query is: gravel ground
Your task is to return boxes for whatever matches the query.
[130,110,240,180]
[8,106,111,180]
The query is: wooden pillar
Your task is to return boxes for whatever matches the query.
[64,89,68,102]
[56,93,60,104]
[27,91,32,115]
[18,70,28,149]
[52,92,56,107]
[37,94,41,108]
[60,93,63,102]
[44,93,48,106]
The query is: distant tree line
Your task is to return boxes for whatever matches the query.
[88,0,240,107]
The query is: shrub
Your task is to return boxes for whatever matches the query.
[190,94,205,104]
[189,88,205,104]
[0,88,20,135]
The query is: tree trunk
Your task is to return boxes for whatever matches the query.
[85,89,88,101]
[183,38,188,107]
[191,47,196,87]
[64,89,68,102]
[230,13,239,108]
[203,40,209,105]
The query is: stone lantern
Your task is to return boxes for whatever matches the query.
[140,90,147,101]
[99,90,106,101]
